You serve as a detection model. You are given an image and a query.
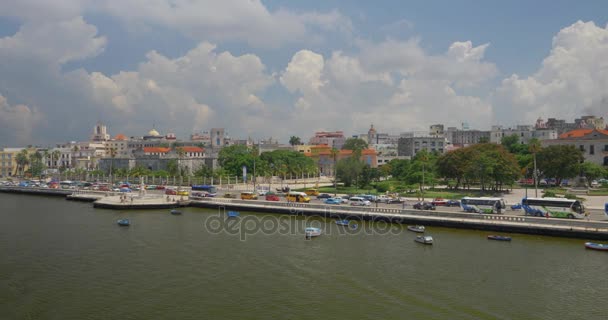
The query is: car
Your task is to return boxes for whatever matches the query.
[324,198,342,205]
[265,193,280,201]
[155,185,166,190]
[165,189,177,195]
[257,189,269,196]
[177,190,189,196]
[387,197,404,204]
[223,193,236,199]
[511,203,522,210]
[446,199,461,207]
[317,193,332,199]
[240,192,258,200]
[375,195,391,203]
[431,198,448,206]
[413,201,436,210]
[350,197,371,206]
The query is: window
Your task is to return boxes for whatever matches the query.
[604,145,608,152]
[579,145,584,152]
[590,145,594,155]
[604,157,608,166]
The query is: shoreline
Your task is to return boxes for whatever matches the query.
[2,186,608,240]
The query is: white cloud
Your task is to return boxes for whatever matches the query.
[280,50,326,95]
[0,16,106,64]
[0,94,43,145]
[494,21,608,124]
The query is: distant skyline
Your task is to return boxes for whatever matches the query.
[1,0,608,146]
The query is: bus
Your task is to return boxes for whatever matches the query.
[521,197,585,219]
[191,185,217,195]
[460,197,506,214]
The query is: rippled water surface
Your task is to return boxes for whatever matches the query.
[1,193,607,319]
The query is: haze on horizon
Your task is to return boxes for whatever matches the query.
[1,0,607,146]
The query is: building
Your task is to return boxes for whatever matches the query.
[490,125,558,144]
[0,148,23,177]
[104,134,130,158]
[191,130,212,146]
[304,144,378,175]
[309,131,346,150]
[542,116,606,135]
[445,127,491,146]
[90,122,110,142]
[429,124,445,137]
[397,136,446,157]
[210,128,227,148]
[542,129,608,166]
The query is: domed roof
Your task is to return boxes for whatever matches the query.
[148,128,160,136]
[368,124,376,134]
[114,133,127,141]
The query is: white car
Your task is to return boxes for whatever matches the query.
[349,197,371,206]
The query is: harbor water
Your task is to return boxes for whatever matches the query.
[1,193,607,319]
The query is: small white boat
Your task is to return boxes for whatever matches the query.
[407,225,425,233]
[415,235,433,245]
[305,227,322,238]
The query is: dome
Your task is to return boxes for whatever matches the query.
[114,134,127,141]
[148,128,160,136]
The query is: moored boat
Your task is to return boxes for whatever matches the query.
[227,211,240,218]
[414,235,433,245]
[117,219,130,226]
[335,220,350,226]
[487,235,512,241]
[170,209,181,215]
[305,227,322,238]
[407,225,425,233]
[585,242,608,251]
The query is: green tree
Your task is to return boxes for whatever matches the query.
[15,149,29,177]
[536,145,584,186]
[579,162,606,186]
[289,136,302,146]
[341,138,368,152]
[336,157,365,187]
[218,145,257,177]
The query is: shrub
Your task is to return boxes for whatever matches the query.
[543,190,556,198]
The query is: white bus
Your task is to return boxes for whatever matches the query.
[521,197,585,219]
[460,197,506,214]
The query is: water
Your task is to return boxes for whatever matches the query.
[1,193,607,319]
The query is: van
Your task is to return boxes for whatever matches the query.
[286,192,310,203]
[240,192,258,200]
[349,196,371,206]
[304,189,319,196]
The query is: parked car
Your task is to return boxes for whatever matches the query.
[446,199,461,207]
[317,193,332,199]
[165,189,177,195]
[375,195,391,203]
[387,197,404,204]
[155,185,166,190]
[324,198,342,205]
[413,201,436,210]
[511,203,522,210]
[350,197,371,206]
[265,193,280,201]
[431,198,448,206]
[240,192,258,200]
[177,190,189,196]
[223,193,236,199]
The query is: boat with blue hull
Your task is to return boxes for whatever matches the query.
[335,220,358,230]
[487,235,512,241]
[227,211,240,218]
[585,242,608,251]
[117,219,130,226]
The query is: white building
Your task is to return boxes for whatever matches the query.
[490,125,558,144]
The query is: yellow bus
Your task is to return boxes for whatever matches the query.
[286,192,310,203]
[304,189,319,196]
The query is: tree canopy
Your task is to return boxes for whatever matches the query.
[341,138,368,151]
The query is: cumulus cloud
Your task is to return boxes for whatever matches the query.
[494,21,608,124]
[277,39,497,136]
[0,94,43,145]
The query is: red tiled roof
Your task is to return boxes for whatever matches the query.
[177,146,204,153]
[114,134,127,140]
[143,147,170,153]
[559,129,608,139]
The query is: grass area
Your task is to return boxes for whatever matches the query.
[588,189,608,196]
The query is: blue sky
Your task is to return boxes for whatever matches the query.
[1,0,607,146]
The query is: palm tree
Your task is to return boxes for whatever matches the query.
[52,150,61,171]
[330,148,339,195]
[528,139,541,197]
[16,150,29,177]
[108,147,117,184]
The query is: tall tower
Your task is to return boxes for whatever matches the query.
[91,122,110,141]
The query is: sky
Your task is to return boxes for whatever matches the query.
[1,0,608,146]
